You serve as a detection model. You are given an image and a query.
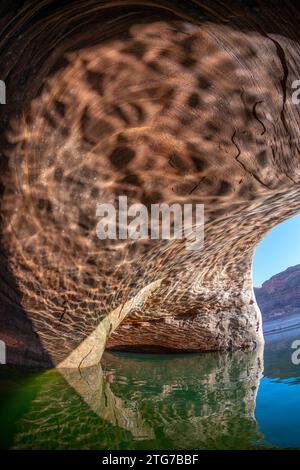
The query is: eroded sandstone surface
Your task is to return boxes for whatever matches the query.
[0,1,300,367]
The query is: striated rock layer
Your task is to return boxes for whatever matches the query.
[0,1,300,367]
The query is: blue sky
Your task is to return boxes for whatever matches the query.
[253,214,300,287]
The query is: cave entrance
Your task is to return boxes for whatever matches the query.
[253,214,300,336]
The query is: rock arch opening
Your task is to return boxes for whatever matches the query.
[253,214,300,336]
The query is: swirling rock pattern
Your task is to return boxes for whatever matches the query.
[0,1,300,366]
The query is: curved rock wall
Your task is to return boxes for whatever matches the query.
[0,1,300,366]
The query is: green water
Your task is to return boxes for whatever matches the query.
[0,328,300,450]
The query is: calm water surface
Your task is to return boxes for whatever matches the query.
[0,327,299,450]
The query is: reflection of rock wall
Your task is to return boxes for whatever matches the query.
[62,365,155,440]
[100,349,264,448]
[10,348,265,449]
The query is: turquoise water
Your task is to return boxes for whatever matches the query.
[0,328,300,450]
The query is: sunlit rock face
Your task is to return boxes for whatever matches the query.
[1,1,300,366]
[5,349,264,449]
[255,264,300,328]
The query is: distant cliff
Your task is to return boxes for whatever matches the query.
[254,265,300,325]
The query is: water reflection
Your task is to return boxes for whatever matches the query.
[255,328,300,449]
[1,330,300,449]
[264,328,300,381]
[1,347,265,450]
